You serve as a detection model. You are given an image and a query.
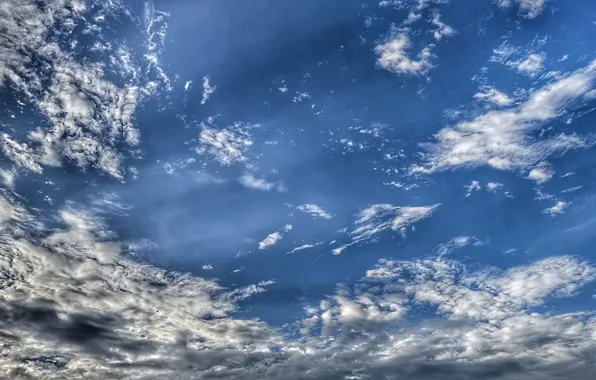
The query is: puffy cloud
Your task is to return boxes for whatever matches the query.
[197,127,253,166]
[464,180,481,197]
[296,204,333,219]
[473,86,514,107]
[412,59,596,176]
[0,0,167,179]
[375,34,433,76]
[2,193,596,379]
[543,200,569,216]
[498,0,547,19]
[0,195,279,378]
[431,12,455,40]
[258,232,283,249]
[516,53,545,76]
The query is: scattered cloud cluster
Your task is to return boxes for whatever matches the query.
[375,1,455,76]
[0,195,278,379]
[0,0,170,179]
[543,200,569,216]
[258,224,293,250]
[197,124,254,166]
[498,0,547,19]
[375,34,434,76]
[465,180,506,197]
[473,86,514,107]
[412,59,596,182]
[200,75,217,105]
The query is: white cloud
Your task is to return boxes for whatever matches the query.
[200,75,216,105]
[527,165,554,184]
[197,127,253,166]
[486,182,504,192]
[239,172,282,192]
[543,200,569,216]
[498,0,547,19]
[375,33,433,76]
[473,86,514,106]
[183,80,192,91]
[0,196,278,378]
[297,204,333,219]
[516,53,545,76]
[0,0,168,179]
[412,59,596,176]
[258,232,282,249]
[464,180,481,197]
[431,12,455,40]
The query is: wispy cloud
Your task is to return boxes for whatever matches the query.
[412,60,596,181]
[296,204,333,219]
[200,75,216,105]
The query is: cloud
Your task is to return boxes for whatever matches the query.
[464,180,481,197]
[527,165,554,184]
[333,204,440,255]
[296,204,333,219]
[516,53,545,76]
[0,0,168,179]
[498,0,547,19]
[239,172,283,192]
[543,200,569,216]
[258,232,283,249]
[3,193,596,379]
[375,33,433,76]
[197,127,253,166]
[473,86,514,107]
[412,59,596,177]
[0,195,279,378]
[431,12,456,40]
[200,75,216,105]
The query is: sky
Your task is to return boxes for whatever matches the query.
[1,0,596,379]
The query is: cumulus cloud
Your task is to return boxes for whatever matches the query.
[486,182,504,192]
[0,195,279,379]
[498,0,547,19]
[2,193,596,379]
[527,165,554,184]
[239,172,284,192]
[197,126,253,166]
[0,0,168,179]
[464,180,481,197]
[375,34,433,76]
[516,53,545,76]
[430,12,456,40]
[543,200,569,216]
[412,59,596,178]
[473,86,514,107]
[296,204,333,219]
[258,225,292,250]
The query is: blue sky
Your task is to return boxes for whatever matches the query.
[1,0,596,378]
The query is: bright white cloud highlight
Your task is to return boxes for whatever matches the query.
[297,204,333,219]
[412,59,596,177]
[375,34,433,76]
